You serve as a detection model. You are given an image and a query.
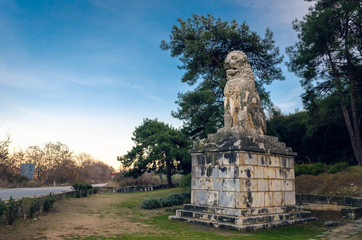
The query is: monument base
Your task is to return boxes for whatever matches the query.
[170,204,316,231]
[169,131,316,231]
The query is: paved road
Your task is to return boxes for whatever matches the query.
[0,183,107,200]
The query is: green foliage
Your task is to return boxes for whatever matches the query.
[179,173,191,192]
[141,198,163,209]
[161,14,284,139]
[5,196,19,225]
[118,119,192,187]
[267,102,354,165]
[93,187,99,194]
[0,199,5,217]
[141,192,191,209]
[42,194,55,212]
[328,162,349,174]
[286,0,362,166]
[72,183,93,198]
[295,162,349,176]
[30,197,40,217]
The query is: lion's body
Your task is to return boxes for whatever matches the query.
[221,51,266,135]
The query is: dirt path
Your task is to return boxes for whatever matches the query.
[0,193,157,240]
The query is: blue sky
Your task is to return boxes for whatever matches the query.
[0,0,313,169]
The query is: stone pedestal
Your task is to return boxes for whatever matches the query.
[169,131,316,231]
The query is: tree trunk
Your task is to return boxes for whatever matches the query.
[341,102,362,166]
[165,158,173,188]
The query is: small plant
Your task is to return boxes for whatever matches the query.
[179,174,191,192]
[0,199,5,217]
[141,192,191,209]
[141,198,163,209]
[30,197,41,217]
[43,194,55,212]
[5,196,19,225]
[18,197,32,219]
[93,187,99,194]
[328,162,349,174]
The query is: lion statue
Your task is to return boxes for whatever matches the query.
[219,50,266,135]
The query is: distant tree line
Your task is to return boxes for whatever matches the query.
[0,139,114,186]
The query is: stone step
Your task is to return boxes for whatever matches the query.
[169,215,317,232]
[176,209,312,226]
[183,204,304,216]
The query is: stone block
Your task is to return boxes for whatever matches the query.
[264,192,272,207]
[220,192,236,208]
[239,166,254,179]
[223,179,240,191]
[192,178,213,190]
[269,180,282,191]
[251,192,265,208]
[207,191,219,206]
[206,166,218,178]
[269,156,280,167]
[242,179,257,191]
[195,167,207,178]
[272,192,282,206]
[224,152,239,165]
[218,166,235,178]
[213,179,222,191]
[285,192,296,206]
[205,154,214,165]
[196,155,206,166]
[194,190,207,205]
[258,155,268,166]
[282,180,293,191]
[254,167,264,178]
[236,192,252,208]
[264,168,276,179]
[257,179,269,191]
[244,153,257,165]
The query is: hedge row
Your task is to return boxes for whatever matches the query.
[0,183,99,226]
[141,192,190,209]
[0,194,55,225]
[295,162,349,176]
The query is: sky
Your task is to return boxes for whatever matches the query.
[0,0,313,170]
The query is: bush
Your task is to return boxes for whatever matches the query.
[141,198,163,209]
[30,197,41,217]
[18,197,32,219]
[93,187,99,194]
[43,194,55,212]
[295,162,349,176]
[141,192,191,209]
[72,183,93,198]
[328,162,349,174]
[179,174,191,192]
[0,199,5,217]
[5,196,19,225]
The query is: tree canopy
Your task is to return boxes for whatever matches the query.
[117,119,191,187]
[161,14,285,139]
[286,0,362,165]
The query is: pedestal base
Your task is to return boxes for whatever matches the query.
[169,204,316,231]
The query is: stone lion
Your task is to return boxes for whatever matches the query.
[220,50,266,135]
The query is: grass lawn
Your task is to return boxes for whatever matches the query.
[0,188,335,239]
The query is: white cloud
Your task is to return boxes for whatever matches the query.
[234,0,313,25]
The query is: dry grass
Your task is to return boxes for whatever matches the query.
[295,166,362,197]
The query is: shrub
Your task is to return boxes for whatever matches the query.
[179,174,191,192]
[18,197,32,219]
[88,189,93,195]
[328,162,349,174]
[5,196,19,225]
[141,198,163,209]
[0,199,5,217]
[93,187,99,194]
[310,162,326,175]
[141,192,191,209]
[30,197,41,217]
[43,194,55,212]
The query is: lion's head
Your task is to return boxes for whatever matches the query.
[224,51,250,80]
